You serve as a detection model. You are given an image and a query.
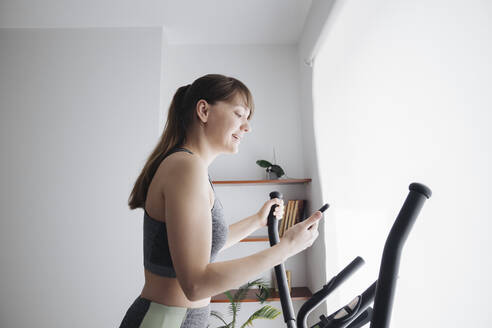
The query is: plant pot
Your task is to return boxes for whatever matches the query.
[265,170,278,180]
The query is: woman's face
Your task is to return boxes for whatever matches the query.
[205,93,252,153]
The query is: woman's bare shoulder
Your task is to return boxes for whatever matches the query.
[156,151,207,191]
[159,150,201,173]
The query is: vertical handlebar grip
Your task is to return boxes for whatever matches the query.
[267,191,296,328]
[370,182,432,328]
[268,191,283,246]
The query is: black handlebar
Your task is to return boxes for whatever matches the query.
[267,191,295,328]
[369,183,431,328]
[297,257,364,328]
[267,191,329,328]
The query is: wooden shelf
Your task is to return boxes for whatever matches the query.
[240,236,270,242]
[211,287,312,303]
[211,178,311,185]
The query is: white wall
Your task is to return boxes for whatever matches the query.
[297,0,339,325]
[162,43,306,180]
[313,0,492,327]
[0,27,162,328]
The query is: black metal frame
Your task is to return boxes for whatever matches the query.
[267,182,431,328]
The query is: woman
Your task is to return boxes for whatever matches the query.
[120,74,323,328]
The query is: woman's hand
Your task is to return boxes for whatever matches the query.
[256,198,285,227]
[280,211,322,259]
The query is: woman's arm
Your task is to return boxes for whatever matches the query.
[191,241,289,301]
[219,214,262,253]
[162,157,293,302]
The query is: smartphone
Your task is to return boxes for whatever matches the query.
[300,203,329,223]
[318,203,329,213]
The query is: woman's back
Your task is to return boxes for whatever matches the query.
[140,147,223,309]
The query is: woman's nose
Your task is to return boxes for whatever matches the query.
[242,121,251,133]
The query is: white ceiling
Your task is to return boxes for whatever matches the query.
[0,0,313,45]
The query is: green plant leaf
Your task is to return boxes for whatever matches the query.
[248,279,271,303]
[240,305,282,328]
[212,279,281,328]
[224,290,238,319]
[255,285,270,303]
[210,310,231,328]
[256,160,272,168]
[270,164,285,178]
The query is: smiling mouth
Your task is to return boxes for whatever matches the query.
[232,135,240,141]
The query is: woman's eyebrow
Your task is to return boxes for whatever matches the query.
[236,105,251,116]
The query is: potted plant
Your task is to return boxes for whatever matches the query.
[256,160,285,179]
[256,146,285,179]
[208,278,281,328]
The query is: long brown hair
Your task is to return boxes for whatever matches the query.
[128,73,255,210]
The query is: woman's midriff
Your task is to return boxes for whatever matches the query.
[140,269,211,309]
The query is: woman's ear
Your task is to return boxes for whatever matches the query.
[196,99,209,124]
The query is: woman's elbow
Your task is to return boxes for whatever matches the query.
[184,270,210,301]
[186,286,200,302]
[179,280,197,301]
[180,275,202,302]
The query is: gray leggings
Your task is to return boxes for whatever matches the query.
[119,296,210,328]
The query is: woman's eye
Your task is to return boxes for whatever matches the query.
[236,113,242,118]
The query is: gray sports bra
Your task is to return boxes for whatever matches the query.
[143,147,228,278]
